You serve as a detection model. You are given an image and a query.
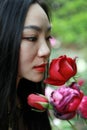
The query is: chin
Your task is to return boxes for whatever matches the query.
[25,75,44,83]
[32,77,44,82]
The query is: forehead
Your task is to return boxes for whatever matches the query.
[24,3,50,29]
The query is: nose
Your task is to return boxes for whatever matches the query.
[38,41,51,58]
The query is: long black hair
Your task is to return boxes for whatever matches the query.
[0,0,51,130]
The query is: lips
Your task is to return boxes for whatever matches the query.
[34,63,47,72]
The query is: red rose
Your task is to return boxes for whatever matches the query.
[50,83,83,120]
[44,55,77,86]
[27,94,49,111]
[77,96,87,119]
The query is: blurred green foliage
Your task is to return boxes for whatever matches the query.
[47,0,87,49]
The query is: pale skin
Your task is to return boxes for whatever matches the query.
[17,3,51,85]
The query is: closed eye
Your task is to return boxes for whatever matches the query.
[22,37,37,42]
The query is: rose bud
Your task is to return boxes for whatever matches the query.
[50,84,84,120]
[77,96,87,119]
[44,55,77,86]
[27,94,49,111]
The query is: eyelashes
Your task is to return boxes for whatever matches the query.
[22,35,52,42]
[22,36,37,42]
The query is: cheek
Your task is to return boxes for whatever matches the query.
[19,43,30,64]
[18,41,39,78]
[19,41,36,63]
[18,42,34,74]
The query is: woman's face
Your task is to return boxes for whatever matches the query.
[18,3,51,82]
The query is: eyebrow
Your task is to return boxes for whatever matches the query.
[23,25,51,32]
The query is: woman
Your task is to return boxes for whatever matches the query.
[0,0,52,130]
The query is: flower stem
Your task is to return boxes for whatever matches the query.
[67,120,78,130]
[73,77,77,82]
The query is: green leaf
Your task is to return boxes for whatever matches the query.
[38,102,49,108]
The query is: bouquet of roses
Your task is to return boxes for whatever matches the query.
[27,55,87,130]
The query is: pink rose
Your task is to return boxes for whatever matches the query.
[27,94,49,111]
[77,96,87,119]
[77,78,85,86]
[44,55,77,86]
[50,83,83,120]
